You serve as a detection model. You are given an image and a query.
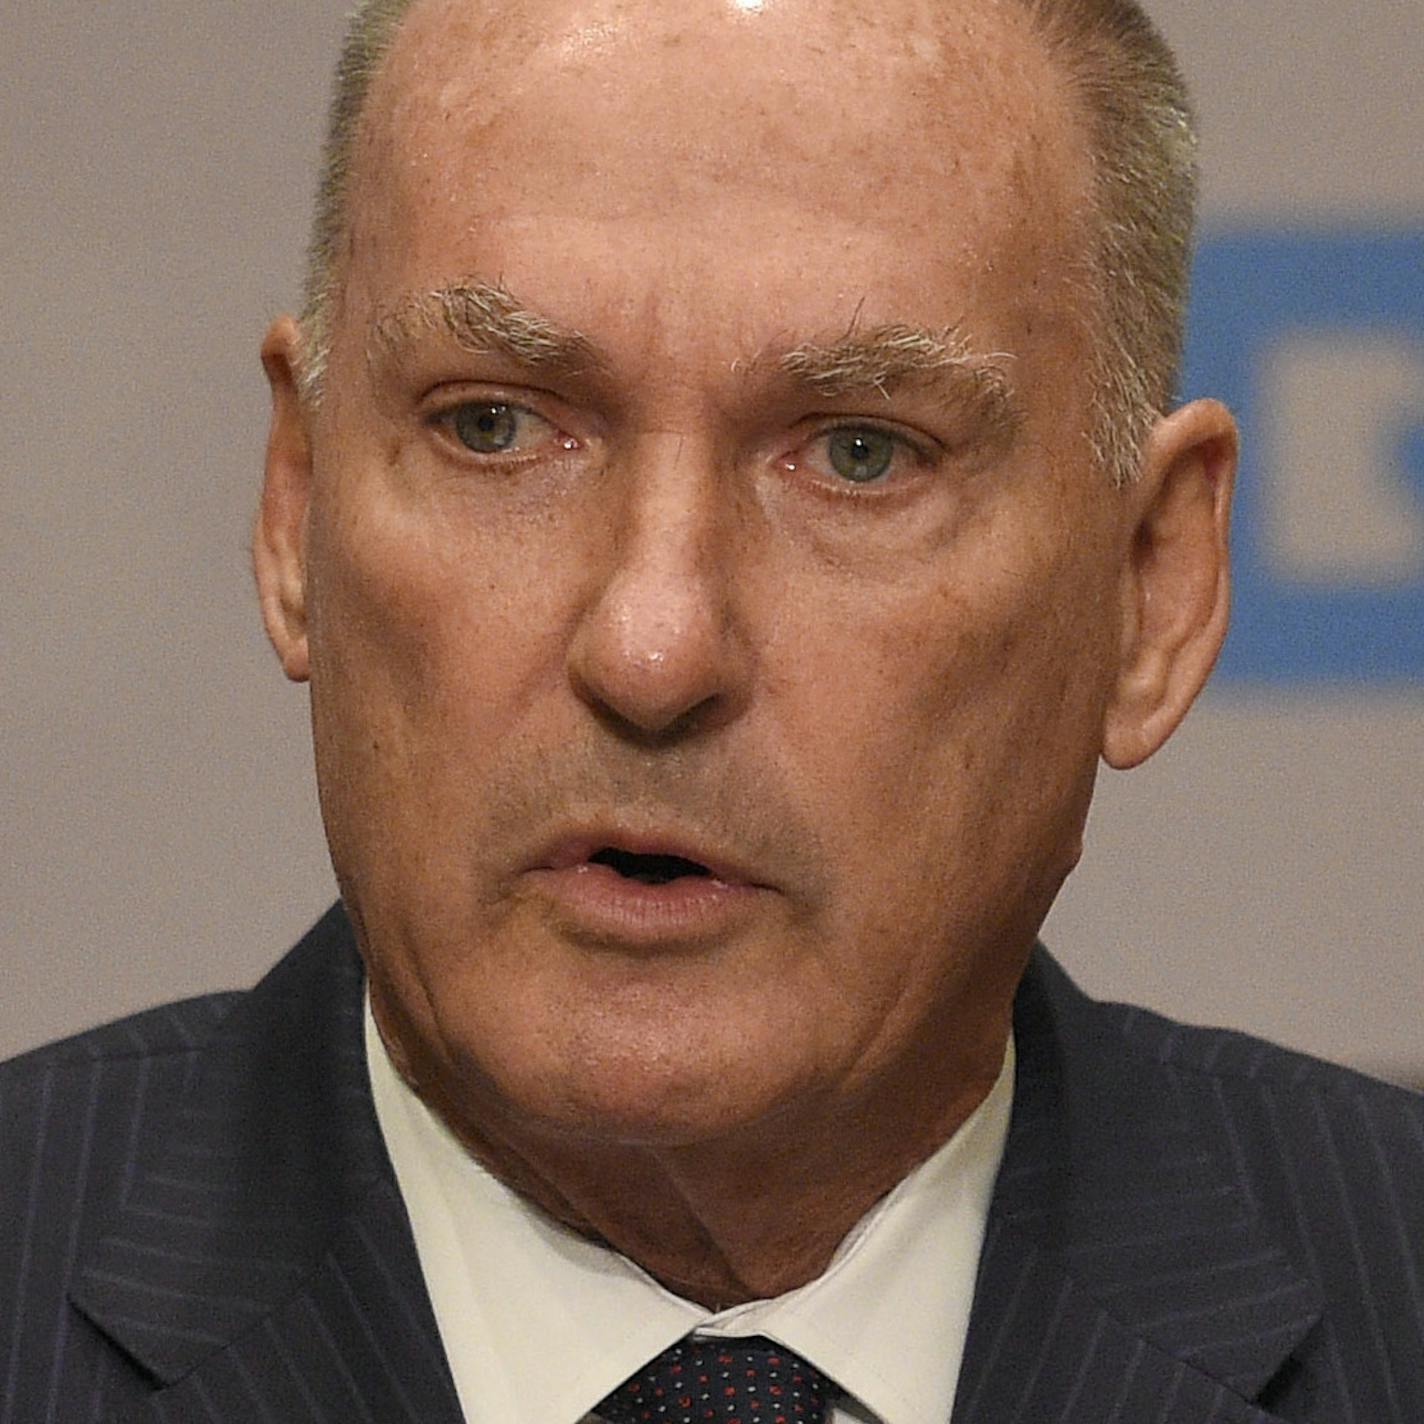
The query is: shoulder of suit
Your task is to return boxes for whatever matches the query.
[0,989,244,1080]
[1094,992,1422,1104]
[1029,943,1419,1104]
[1027,944,1424,1142]
[1075,986,1424,1218]
[0,990,250,1259]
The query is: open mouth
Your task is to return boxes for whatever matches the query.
[527,835,759,935]
[588,848,714,885]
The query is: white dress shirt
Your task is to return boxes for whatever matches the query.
[366,1000,1013,1424]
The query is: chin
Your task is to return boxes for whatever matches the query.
[367,906,830,1149]
[451,1012,814,1152]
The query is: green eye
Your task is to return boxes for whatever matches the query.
[452,402,522,454]
[826,428,897,483]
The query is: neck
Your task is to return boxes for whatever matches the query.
[404,1030,1010,1309]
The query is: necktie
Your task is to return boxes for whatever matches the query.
[595,1335,839,1423]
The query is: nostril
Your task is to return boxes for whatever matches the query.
[589,848,712,884]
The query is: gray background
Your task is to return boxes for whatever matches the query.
[4,2,1422,1078]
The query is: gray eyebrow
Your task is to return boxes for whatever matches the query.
[775,323,1023,439]
[368,281,599,376]
[368,287,1021,439]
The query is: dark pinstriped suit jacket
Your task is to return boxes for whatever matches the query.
[4,903,1423,1422]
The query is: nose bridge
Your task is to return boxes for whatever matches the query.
[569,430,748,737]
[623,431,720,578]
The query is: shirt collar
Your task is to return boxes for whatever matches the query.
[367,998,1013,1424]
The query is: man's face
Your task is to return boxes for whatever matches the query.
[266,0,1144,1151]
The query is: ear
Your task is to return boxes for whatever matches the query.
[1102,399,1237,770]
[254,317,314,683]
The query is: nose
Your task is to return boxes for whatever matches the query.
[567,438,752,741]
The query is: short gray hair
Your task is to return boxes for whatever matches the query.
[297,0,411,406]
[1019,0,1199,485]
[297,0,1198,486]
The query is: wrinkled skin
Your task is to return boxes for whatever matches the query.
[255,0,1235,1303]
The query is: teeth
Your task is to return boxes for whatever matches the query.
[589,848,712,884]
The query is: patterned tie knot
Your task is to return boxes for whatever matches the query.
[596,1335,838,1424]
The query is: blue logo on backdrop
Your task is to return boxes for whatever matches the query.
[1182,231,1424,685]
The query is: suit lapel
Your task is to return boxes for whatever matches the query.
[69,905,462,1423]
[104,1183,460,1424]
[952,950,1321,1423]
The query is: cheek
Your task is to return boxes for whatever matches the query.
[778,496,1118,933]
[301,471,541,908]
[306,457,567,752]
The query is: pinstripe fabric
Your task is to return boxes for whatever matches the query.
[953,956,1322,1424]
[2,907,460,1424]
[3,907,1423,1422]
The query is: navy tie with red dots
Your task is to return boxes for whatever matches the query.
[595,1336,839,1424]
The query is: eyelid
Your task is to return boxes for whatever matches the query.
[419,378,569,422]
[814,414,937,452]
[425,394,548,426]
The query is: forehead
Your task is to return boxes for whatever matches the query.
[345,0,1093,355]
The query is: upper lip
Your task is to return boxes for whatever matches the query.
[528,825,769,888]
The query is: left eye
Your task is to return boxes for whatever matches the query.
[790,425,925,488]
[443,402,559,456]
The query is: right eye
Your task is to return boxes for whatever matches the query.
[432,400,577,460]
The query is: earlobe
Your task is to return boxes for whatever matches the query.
[1102,399,1237,770]
[253,316,314,683]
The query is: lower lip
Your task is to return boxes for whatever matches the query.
[523,862,766,946]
